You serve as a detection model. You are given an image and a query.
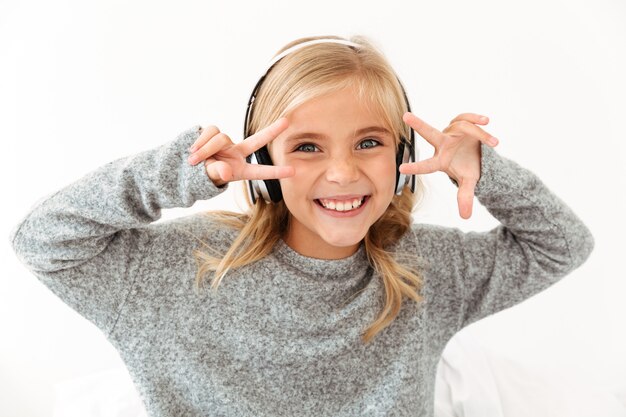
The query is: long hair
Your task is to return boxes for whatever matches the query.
[193,34,425,344]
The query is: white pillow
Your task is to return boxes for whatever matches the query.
[435,330,626,417]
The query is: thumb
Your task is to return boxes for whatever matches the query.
[457,177,477,219]
[205,160,233,185]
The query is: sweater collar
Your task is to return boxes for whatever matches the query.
[272,238,370,281]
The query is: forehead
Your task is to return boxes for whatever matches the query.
[285,87,391,132]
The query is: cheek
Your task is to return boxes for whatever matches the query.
[277,164,309,202]
[371,157,397,191]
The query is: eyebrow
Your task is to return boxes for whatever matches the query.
[285,126,392,142]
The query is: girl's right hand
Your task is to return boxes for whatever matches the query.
[187,118,295,187]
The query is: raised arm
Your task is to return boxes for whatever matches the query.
[10,117,294,272]
[399,113,594,332]
[10,125,224,273]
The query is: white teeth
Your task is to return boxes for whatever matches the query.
[319,197,365,211]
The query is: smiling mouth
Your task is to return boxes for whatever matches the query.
[314,196,369,212]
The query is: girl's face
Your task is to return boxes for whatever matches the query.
[268,86,398,259]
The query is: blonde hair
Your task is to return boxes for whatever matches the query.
[193,35,425,344]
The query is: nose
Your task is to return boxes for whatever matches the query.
[325,155,360,185]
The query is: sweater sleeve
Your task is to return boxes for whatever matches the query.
[410,144,594,332]
[8,125,229,332]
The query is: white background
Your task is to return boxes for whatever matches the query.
[1,0,625,415]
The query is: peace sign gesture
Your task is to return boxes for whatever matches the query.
[399,112,499,219]
[187,118,295,187]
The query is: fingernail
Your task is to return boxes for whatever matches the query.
[189,144,197,152]
[488,137,498,146]
[480,116,488,123]
[188,155,198,164]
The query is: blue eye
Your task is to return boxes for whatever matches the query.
[357,138,381,149]
[295,143,318,152]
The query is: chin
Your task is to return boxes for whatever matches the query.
[322,233,366,248]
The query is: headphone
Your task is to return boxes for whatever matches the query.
[244,38,416,204]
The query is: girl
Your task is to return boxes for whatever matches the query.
[10,35,594,416]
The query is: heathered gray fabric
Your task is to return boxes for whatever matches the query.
[10,125,594,416]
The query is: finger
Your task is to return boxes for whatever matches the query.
[457,177,478,219]
[449,113,490,126]
[189,125,220,153]
[188,133,232,165]
[399,157,441,175]
[402,112,444,148]
[205,160,233,184]
[241,163,295,181]
[449,120,499,147]
[237,117,289,156]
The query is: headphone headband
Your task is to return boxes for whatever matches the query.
[267,39,362,69]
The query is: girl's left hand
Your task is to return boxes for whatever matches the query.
[399,112,499,219]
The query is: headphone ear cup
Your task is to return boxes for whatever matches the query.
[395,138,411,195]
[248,146,283,203]
[406,132,417,193]
[245,153,260,204]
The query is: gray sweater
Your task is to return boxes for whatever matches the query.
[10,125,594,417]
